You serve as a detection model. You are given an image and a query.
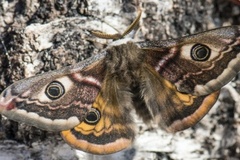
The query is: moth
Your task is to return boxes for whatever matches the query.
[0,19,240,154]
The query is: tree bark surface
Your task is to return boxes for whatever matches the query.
[0,0,240,159]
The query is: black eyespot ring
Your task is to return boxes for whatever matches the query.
[45,81,65,100]
[191,44,211,61]
[84,108,101,125]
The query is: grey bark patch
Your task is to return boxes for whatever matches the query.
[0,0,240,159]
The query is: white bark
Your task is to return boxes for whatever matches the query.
[0,0,239,159]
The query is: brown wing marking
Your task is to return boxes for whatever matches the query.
[140,64,220,132]
[167,90,220,132]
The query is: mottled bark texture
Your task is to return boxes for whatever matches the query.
[0,0,240,159]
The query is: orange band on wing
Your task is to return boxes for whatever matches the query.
[176,92,196,106]
[167,91,220,132]
[61,130,132,154]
